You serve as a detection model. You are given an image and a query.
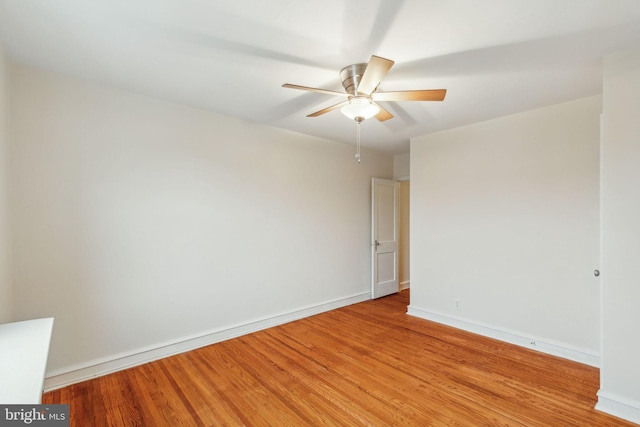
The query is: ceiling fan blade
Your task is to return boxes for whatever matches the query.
[307,100,349,117]
[282,83,348,97]
[374,104,394,122]
[357,55,395,96]
[373,89,447,102]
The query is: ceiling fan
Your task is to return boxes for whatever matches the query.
[282,55,446,123]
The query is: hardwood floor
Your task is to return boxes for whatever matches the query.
[44,291,633,426]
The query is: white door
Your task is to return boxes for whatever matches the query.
[371,178,399,299]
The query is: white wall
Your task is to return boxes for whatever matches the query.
[597,48,640,424]
[393,152,410,181]
[409,96,601,363]
[0,43,12,323]
[9,64,393,381]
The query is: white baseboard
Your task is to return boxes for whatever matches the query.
[44,292,371,391]
[400,281,410,290]
[406,305,600,367]
[596,390,640,425]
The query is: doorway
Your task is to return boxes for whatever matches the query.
[398,180,410,292]
[370,178,410,300]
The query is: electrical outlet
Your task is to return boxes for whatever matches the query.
[455,300,462,310]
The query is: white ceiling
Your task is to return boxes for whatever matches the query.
[1,0,640,154]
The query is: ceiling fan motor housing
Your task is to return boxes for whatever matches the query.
[340,63,368,95]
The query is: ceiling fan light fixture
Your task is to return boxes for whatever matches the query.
[341,96,379,121]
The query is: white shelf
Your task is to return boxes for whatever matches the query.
[0,318,54,404]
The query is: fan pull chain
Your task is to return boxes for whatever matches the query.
[355,118,362,163]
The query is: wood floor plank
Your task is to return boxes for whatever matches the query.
[306,309,578,425]
[43,290,635,426]
[296,315,527,425]
[259,327,430,426]
[255,330,397,426]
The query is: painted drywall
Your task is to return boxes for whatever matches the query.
[394,153,410,181]
[0,43,12,323]
[398,181,410,288]
[597,48,640,424]
[409,96,601,359]
[9,64,393,376]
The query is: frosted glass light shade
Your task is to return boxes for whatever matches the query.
[341,97,380,120]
